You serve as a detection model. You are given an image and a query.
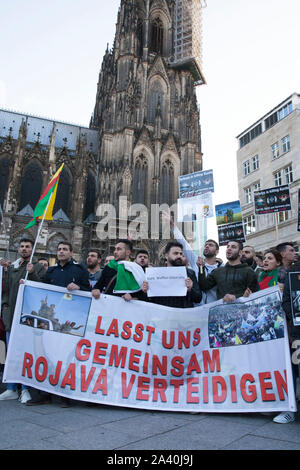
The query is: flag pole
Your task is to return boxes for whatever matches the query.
[0,203,10,261]
[24,192,54,282]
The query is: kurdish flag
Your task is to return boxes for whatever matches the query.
[108,259,146,293]
[25,163,64,229]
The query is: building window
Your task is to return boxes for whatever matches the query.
[284,165,293,184]
[271,142,280,160]
[278,101,293,121]
[243,214,256,235]
[282,135,290,153]
[0,156,10,208]
[150,18,164,55]
[83,172,96,221]
[244,187,252,204]
[160,159,174,206]
[132,155,148,205]
[278,211,289,223]
[253,181,261,192]
[274,170,282,187]
[19,161,43,211]
[243,160,250,176]
[252,155,259,171]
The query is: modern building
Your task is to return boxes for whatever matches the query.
[236,92,300,254]
[0,0,206,263]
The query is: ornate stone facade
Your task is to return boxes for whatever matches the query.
[0,0,204,263]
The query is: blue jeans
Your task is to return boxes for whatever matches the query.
[6,331,28,392]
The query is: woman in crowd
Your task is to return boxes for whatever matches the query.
[259,248,297,423]
[258,249,284,291]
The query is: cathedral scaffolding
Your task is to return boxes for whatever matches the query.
[172,0,206,85]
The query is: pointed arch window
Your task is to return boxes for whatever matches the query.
[132,155,148,205]
[160,159,174,206]
[150,17,164,55]
[83,172,96,221]
[53,167,71,217]
[19,161,43,211]
[137,19,144,57]
[0,156,10,208]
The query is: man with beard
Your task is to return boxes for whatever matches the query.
[197,240,223,305]
[134,249,150,271]
[141,242,201,308]
[198,241,259,302]
[86,250,102,288]
[0,238,45,404]
[241,245,263,275]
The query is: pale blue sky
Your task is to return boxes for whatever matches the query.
[1,0,300,249]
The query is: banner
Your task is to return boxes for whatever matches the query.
[288,272,300,326]
[178,169,214,199]
[215,200,242,226]
[3,282,297,413]
[177,192,214,222]
[217,221,245,247]
[254,185,291,215]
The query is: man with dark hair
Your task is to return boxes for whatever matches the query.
[38,258,49,270]
[27,241,90,406]
[134,249,150,271]
[276,242,297,270]
[43,242,90,291]
[241,245,263,274]
[198,240,259,302]
[0,238,45,404]
[92,239,134,298]
[142,241,201,308]
[86,249,102,288]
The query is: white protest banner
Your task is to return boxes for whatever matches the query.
[146,267,187,297]
[3,282,297,413]
[177,192,213,222]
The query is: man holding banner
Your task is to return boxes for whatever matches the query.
[0,238,45,404]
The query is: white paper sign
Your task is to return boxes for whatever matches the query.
[146,266,187,297]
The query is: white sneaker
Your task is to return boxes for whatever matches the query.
[19,389,31,404]
[0,389,19,400]
[273,411,295,424]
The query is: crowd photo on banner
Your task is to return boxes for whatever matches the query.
[0,167,300,425]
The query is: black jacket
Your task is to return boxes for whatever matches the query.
[148,268,202,308]
[282,262,300,343]
[43,259,90,291]
[198,262,259,300]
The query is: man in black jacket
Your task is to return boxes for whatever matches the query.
[142,242,201,308]
[198,240,259,302]
[43,242,90,291]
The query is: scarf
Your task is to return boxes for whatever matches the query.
[108,259,146,293]
[258,269,278,290]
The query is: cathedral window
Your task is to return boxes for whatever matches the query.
[132,155,148,205]
[53,167,71,218]
[160,159,174,206]
[0,156,9,208]
[83,172,96,221]
[137,19,144,57]
[19,161,43,211]
[150,17,164,55]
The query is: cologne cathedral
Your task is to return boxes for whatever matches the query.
[0,0,205,264]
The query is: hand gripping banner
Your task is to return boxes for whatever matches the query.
[3,282,297,413]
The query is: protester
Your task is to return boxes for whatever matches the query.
[0,238,45,404]
[26,241,90,407]
[38,258,49,270]
[197,241,259,302]
[272,259,300,423]
[134,249,150,271]
[258,249,284,291]
[142,241,201,308]
[241,245,263,275]
[43,242,90,291]
[92,239,145,300]
[276,242,298,281]
[86,249,103,288]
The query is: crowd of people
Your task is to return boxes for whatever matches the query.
[0,216,299,423]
